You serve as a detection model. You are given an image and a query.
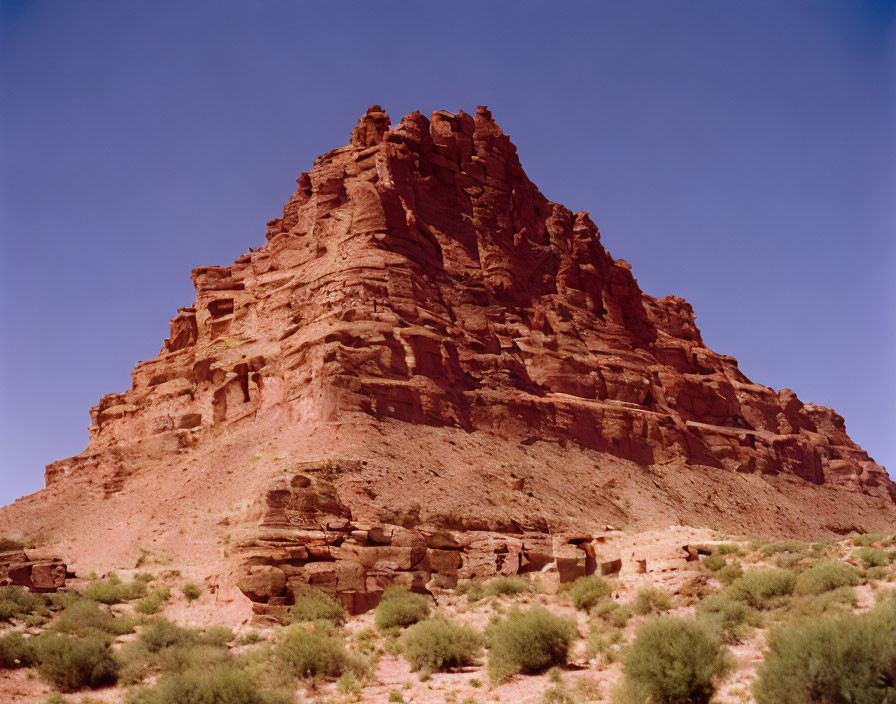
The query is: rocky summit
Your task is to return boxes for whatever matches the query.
[2,106,894,620]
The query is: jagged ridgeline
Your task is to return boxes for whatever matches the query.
[2,106,893,618]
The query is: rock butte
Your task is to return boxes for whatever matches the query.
[2,106,894,619]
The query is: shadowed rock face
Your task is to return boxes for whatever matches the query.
[3,106,893,618]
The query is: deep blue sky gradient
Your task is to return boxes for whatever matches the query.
[2,1,894,505]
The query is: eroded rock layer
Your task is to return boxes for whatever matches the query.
[2,105,894,617]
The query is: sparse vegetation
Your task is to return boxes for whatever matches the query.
[631,586,672,615]
[728,568,795,609]
[400,615,482,674]
[84,573,148,604]
[0,585,47,622]
[275,622,365,680]
[569,576,612,611]
[123,665,291,704]
[695,591,758,643]
[487,605,577,682]
[181,583,202,601]
[375,586,430,631]
[455,580,485,603]
[134,586,172,615]
[753,601,896,703]
[0,631,35,668]
[486,576,531,597]
[289,585,346,625]
[794,560,859,595]
[31,632,119,691]
[618,616,728,704]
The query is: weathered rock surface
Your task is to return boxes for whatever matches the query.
[1,105,893,617]
[0,548,67,593]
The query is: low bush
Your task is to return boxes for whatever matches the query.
[118,618,233,684]
[569,576,611,611]
[618,616,727,704]
[455,580,485,603]
[728,568,794,609]
[0,585,47,622]
[123,665,291,704]
[753,601,896,703]
[375,586,430,631]
[487,605,577,682]
[486,577,531,597]
[134,587,172,615]
[181,583,202,601]
[400,615,482,673]
[702,554,726,572]
[852,533,882,547]
[695,591,758,643]
[716,543,739,556]
[275,623,365,680]
[32,632,119,691]
[760,541,807,556]
[586,626,623,664]
[856,547,891,569]
[631,587,672,615]
[794,560,860,595]
[715,562,743,586]
[0,631,35,668]
[289,585,345,625]
[84,574,148,604]
[52,598,137,637]
[788,586,857,618]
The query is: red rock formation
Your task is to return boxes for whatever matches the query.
[1,105,893,617]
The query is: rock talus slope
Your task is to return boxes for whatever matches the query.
[2,106,894,617]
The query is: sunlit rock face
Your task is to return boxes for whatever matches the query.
[3,105,893,618]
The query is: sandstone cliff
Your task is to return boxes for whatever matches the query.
[2,106,893,618]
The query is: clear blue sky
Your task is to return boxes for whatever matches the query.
[1,1,894,506]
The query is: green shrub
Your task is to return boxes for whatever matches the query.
[123,665,291,704]
[135,587,172,615]
[0,631,35,668]
[753,601,896,703]
[866,566,889,581]
[619,616,727,704]
[569,576,611,611]
[857,547,891,569]
[0,585,47,622]
[375,586,430,631]
[715,562,743,586]
[118,617,234,684]
[487,606,577,682]
[586,626,623,664]
[852,533,882,547]
[702,554,726,572]
[695,591,757,643]
[487,577,531,597]
[728,568,794,609]
[788,586,857,618]
[631,587,672,615]
[289,585,345,625]
[182,583,202,601]
[275,623,364,680]
[52,598,137,637]
[760,541,807,556]
[32,632,118,691]
[400,615,481,673]
[716,544,739,556]
[455,580,485,603]
[795,560,860,595]
[84,575,148,604]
